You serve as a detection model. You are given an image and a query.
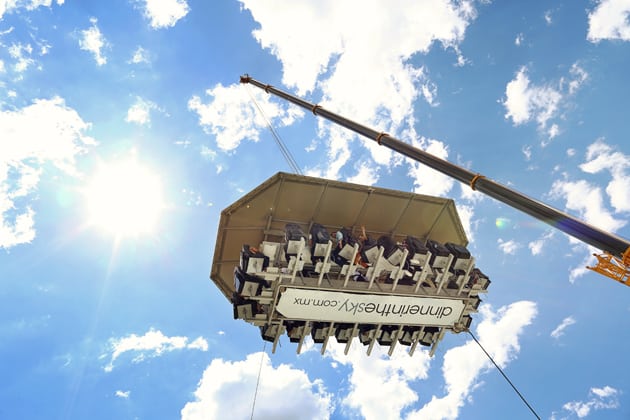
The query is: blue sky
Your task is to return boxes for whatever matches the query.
[1,0,630,419]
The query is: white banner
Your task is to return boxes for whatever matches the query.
[275,288,465,326]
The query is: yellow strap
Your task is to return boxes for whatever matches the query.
[470,174,485,191]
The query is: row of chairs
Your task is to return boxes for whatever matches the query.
[262,320,455,349]
[236,222,491,295]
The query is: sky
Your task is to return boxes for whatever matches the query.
[1,0,630,419]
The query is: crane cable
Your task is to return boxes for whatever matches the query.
[467,330,541,419]
[245,84,303,175]
[246,82,297,415]
[250,341,267,420]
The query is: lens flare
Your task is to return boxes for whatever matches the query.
[495,217,511,229]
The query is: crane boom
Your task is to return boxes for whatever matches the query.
[240,74,630,286]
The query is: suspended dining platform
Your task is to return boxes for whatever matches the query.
[210,172,490,357]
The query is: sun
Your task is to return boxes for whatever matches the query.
[85,158,164,237]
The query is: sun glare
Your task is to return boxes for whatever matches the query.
[86,159,164,237]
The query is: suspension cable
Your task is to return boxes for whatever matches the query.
[467,330,540,419]
[245,85,303,175]
[245,83,296,415]
[250,342,267,420]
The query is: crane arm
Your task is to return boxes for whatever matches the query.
[240,75,630,287]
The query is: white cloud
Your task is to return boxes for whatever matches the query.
[408,137,455,197]
[125,97,158,126]
[498,238,520,255]
[528,230,554,256]
[182,188,203,207]
[569,250,597,283]
[181,352,332,420]
[567,63,589,95]
[0,0,63,19]
[408,301,537,419]
[457,179,483,243]
[241,0,477,178]
[503,64,588,145]
[515,32,524,46]
[591,386,619,399]
[522,145,532,161]
[27,0,63,8]
[503,67,561,131]
[455,203,476,242]
[115,390,130,399]
[587,0,630,42]
[39,41,51,55]
[346,162,379,186]
[548,123,560,140]
[104,328,208,372]
[459,181,483,204]
[79,18,107,66]
[197,145,225,177]
[579,139,630,213]
[199,145,217,160]
[187,336,209,351]
[0,97,94,249]
[304,124,354,181]
[550,316,576,339]
[326,343,431,420]
[421,80,439,106]
[8,43,35,73]
[558,386,621,418]
[138,0,189,29]
[550,178,625,233]
[3,37,57,74]
[188,83,304,152]
[544,9,553,25]
[243,0,474,96]
[174,140,191,148]
[129,46,150,64]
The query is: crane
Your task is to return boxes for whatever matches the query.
[240,74,630,287]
